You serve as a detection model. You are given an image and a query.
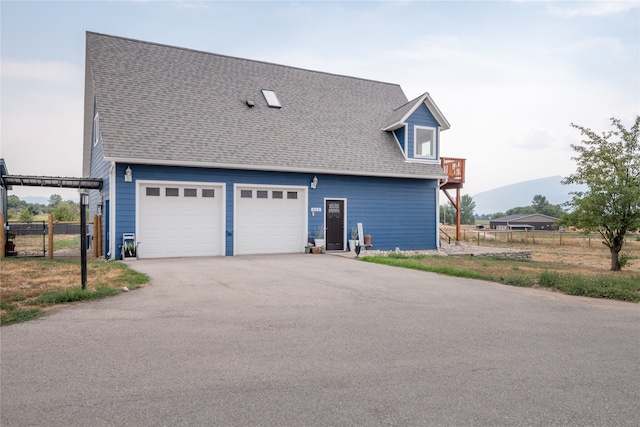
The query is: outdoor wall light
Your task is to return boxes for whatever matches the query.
[97,202,103,215]
[311,176,318,189]
[125,166,132,182]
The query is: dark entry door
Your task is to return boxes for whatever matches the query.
[325,200,344,251]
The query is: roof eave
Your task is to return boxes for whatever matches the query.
[104,157,446,180]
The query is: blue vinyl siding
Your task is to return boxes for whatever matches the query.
[88,104,109,254]
[406,103,440,159]
[113,164,438,257]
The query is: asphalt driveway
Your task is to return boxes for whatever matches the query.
[2,254,639,426]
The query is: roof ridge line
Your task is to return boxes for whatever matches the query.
[86,31,403,89]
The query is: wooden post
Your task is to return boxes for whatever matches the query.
[560,232,563,246]
[48,214,54,259]
[0,213,5,259]
[93,214,98,258]
[477,231,480,246]
[455,188,461,242]
[97,215,102,257]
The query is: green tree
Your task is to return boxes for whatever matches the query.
[19,208,34,222]
[48,194,62,208]
[506,206,536,215]
[460,194,476,224]
[52,202,80,222]
[439,204,455,224]
[562,116,640,271]
[532,194,549,208]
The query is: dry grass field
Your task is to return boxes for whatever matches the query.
[1,258,149,325]
[442,225,640,275]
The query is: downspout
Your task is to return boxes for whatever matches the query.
[437,176,449,248]
[108,161,116,259]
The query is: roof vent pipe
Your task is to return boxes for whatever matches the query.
[246,100,255,108]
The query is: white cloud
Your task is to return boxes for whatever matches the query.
[546,0,639,17]
[1,60,81,82]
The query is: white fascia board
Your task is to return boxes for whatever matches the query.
[423,93,451,131]
[382,122,405,132]
[390,92,451,132]
[104,156,446,180]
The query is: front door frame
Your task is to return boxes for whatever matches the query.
[324,198,347,251]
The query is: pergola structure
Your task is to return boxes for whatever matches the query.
[1,169,103,260]
[1,175,103,190]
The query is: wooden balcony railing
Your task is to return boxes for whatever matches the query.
[440,157,465,186]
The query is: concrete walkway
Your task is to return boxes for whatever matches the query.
[2,255,638,426]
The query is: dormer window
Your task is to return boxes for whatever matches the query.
[262,89,281,108]
[414,126,436,159]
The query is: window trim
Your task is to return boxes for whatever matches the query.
[413,125,437,159]
[93,112,101,147]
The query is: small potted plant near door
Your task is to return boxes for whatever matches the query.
[349,227,358,253]
[314,226,325,251]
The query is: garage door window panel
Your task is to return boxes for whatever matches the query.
[146,187,160,196]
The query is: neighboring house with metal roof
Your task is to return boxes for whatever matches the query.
[490,214,559,231]
[83,32,453,259]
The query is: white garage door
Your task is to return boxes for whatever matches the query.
[138,182,224,258]
[235,186,306,255]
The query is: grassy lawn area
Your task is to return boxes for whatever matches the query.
[360,253,640,302]
[1,259,149,326]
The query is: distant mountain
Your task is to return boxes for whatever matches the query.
[23,196,49,205]
[472,176,587,215]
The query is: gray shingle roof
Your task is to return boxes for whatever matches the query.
[83,32,447,179]
[491,214,559,222]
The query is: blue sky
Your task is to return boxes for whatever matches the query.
[1,0,639,202]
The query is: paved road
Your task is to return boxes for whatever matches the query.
[2,254,639,426]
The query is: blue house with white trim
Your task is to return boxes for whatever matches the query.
[83,32,454,259]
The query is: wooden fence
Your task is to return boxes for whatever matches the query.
[443,227,640,249]
[2,214,103,259]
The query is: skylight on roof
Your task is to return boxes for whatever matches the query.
[261,90,281,108]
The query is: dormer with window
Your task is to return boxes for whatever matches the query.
[383,92,450,163]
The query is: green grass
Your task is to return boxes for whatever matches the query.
[538,271,640,301]
[53,237,80,250]
[364,254,492,281]
[35,285,121,305]
[361,254,640,302]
